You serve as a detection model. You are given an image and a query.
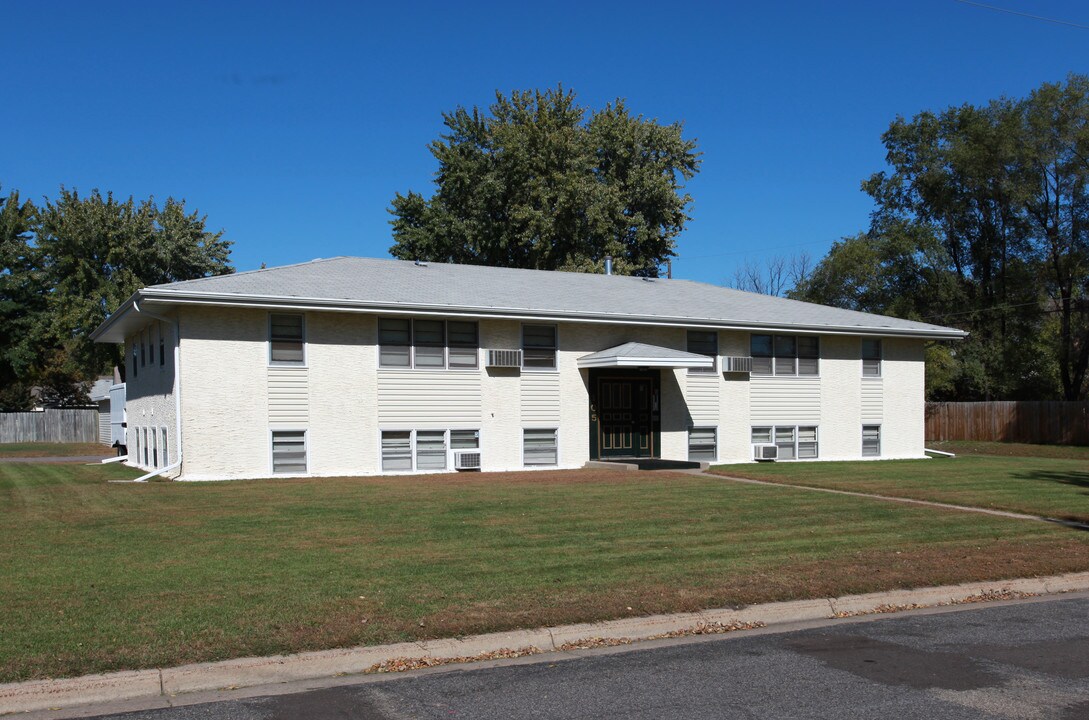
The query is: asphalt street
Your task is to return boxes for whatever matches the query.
[80,596,1089,720]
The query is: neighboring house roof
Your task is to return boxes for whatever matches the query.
[88,377,114,402]
[92,256,967,342]
[577,342,714,368]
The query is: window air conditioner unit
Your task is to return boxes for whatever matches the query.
[454,451,482,470]
[753,444,778,461]
[486,349,523,368]
[723,356,753,373]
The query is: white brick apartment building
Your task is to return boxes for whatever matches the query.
[91,257,964,480]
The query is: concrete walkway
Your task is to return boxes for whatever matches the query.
[701,471,1089,531]
[3,571,1088,716]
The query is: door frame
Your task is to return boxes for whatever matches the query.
[587,368,662,460]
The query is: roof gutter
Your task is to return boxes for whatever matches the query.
[132,289,968,340]
[132,300,184,480]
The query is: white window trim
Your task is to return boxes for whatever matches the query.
[687,425,718,462]
[520,323,559,373]
[862,424,882,458]
[861,338,883,378]
[269,428,310,476]
[749,334,821,378]
[521,426,560,467]
[751,424,820,461]
[378,427,484,474]
[376,317,481,372]
[268,313,308,368]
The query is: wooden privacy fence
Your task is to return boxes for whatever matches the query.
[0,408,99,444]
[926,401,1089,446]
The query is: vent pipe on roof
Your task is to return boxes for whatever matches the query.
[604,255,613,276]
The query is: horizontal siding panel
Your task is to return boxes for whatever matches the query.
[686,374,719,424]
[521,373,561,424]
[750,377,821,423]
[378,371,482,425]
[268,367,309,424]
[861,378,883,422]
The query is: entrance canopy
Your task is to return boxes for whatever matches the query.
[577,342,714,369]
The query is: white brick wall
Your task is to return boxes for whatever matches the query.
[166,307,930,479]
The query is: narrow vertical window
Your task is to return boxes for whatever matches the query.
[161,427,168,466]
[522,325,557,370]
[140,331,146,367]
[413,320,446,368]
[447,321,479,368]
[797,337,819,376]
[750,335,773,375]
[862,339,882,377]
[142,428,149,466]
[381,430,413,471]
[415,430,448,470]
[149,325,155,366]
[378,319,411,368]
[269,314,305,365]
[523,428,558,466]
[151,429,158,468]
[159,323,166,366]
[271,430,308,473]
[774,426,796,460]
[134,427,141,465]
[773,336,796,375]
[798,426,819,459]
[688,427,717,461]
[132,342,138,378]
[686,331,718,373]
[862,425,881,457]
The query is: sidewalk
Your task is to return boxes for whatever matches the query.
[3,571,1088,716]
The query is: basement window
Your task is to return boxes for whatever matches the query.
[862,425,881,457]
[688,427,717,461]
[381,430,413,471]
[523,428,558,466]
[271,430,308,474]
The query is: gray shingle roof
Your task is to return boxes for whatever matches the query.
[138,256,963,338]
[577,342,714,368]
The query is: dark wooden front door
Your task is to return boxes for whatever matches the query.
[597,378,654,458]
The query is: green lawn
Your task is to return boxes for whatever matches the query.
[0,442,112,458]
[712,450,1089,522]
[3,463,1088,683]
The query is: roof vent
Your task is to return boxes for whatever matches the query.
[414,259,428,267]
[604,255,613,276]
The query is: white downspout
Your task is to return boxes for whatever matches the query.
[132,300,183,482]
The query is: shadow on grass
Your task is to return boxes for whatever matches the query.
[1014,470,1089,493]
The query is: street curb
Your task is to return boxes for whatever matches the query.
[4,570,1089,715]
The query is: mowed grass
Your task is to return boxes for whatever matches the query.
[0,442,111,458]
[713,451,1089,522]
[3,464,1089,683]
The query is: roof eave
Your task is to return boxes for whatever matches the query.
[136,288,969,340]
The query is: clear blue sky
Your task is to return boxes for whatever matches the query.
[2,1,1086,285]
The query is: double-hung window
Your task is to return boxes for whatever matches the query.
[862,425,881,457]
[751,334,819,376]
[862,339,882,377]
[378,318,479,369]
[751,425,819,460]
[522,325,557,370]
[687,331,718,373]
[523,428,558,466]
[271,430,308,473]
[270,314,305,365]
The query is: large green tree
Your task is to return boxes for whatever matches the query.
[0,187,233,408]
[389,87,701,276]
[793,75,1089,400]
